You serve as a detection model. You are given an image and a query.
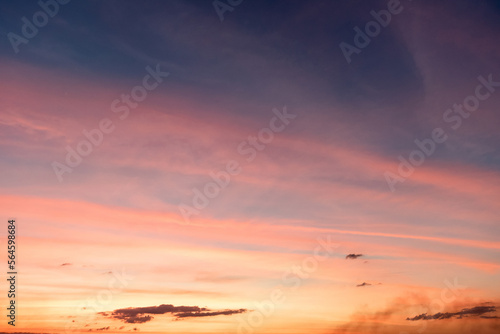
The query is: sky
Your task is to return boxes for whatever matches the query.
[0,0,499,333]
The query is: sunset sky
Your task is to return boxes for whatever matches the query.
[1,0,500,333]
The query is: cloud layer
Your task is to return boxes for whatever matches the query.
[99,304,247,323]
[407,305,499,321]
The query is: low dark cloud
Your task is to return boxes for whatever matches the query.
[100,304,248,324]
[356,282,371,287]
[60,263,72,266]
[346,254,363,260]
[407,305,498,321]
[175,309,246,318]
[117,315,152,324]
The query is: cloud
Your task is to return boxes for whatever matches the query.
[100,304,248,324]
[175,309,247,318]
[406,305,498,321]
[60,263,72,266]
[346,253,363,259]
[334,293,493,333]
[356,282,372,287]
[115,315,152,324]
